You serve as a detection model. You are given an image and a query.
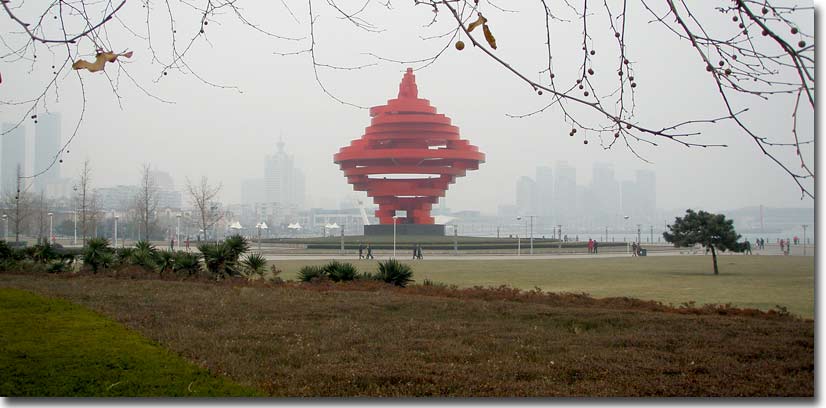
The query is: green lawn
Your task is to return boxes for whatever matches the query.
[271,255,814,318]
[0,288,262,397]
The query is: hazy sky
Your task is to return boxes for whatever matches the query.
[1,0,816,214]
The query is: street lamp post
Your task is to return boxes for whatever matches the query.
[73,211,77,245]
[517,215,535,255]
[256,222,262,252]
[2,214,7,241]
[517,234,521,256]
[48,212,54,244]
[557,224,562,248]
[392,215,399,258]
[453,225,458,256]
[802,224,808,256]
[340,227,345,256]
[176,214,181,250]
[114,215,119,247]
[637,224,642,245]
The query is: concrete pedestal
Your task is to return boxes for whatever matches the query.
[364,224,446,236]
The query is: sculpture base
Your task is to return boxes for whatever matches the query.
[364,224,446,236]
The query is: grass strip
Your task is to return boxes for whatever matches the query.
[0,288,262,397]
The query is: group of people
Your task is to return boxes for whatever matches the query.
[356,243,424,259]
[412,244,424,260]
[586,239,599,254]
[169,238,191,251]
[630,241,643,256]
[779,238,792,256]
[357,243,374,259]
[754,238,766,250]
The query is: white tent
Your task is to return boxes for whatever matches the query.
[434,215,456,225]
[229,221,243,230]
[256,221,269,230]
[287,222,302,230]
[324,223,340,230]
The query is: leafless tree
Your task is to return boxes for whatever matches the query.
[186,176,223,242]
[1,0,814,198]
[74,159,94,245]
[33,191,49,243]
[1,165,33,243]
[134,163,160,242]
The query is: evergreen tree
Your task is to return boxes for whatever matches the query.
[663,209,741,275]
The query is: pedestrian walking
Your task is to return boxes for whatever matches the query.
[366,244,373,259]
[588,239,594,254]
[185,237,190,251]
[170,239,174,250]
[412,244,418,260]
[416,244,423,260]
[358,243,364,259]
[631,242,638,257]
[593,240,599,254]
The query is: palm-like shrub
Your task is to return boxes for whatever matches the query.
[297,265,326,282]
[375,259,414,287]
[154,250,175,275]
[199,243,236,279]
[172,251,202,277]
[240,253,267,280]
[130,240,157,269]
[97,250,115,271]
[0,240,13,261]
[114,247,135,266]
[31,243,58,263]
[82,238,112,273]
[324,261,358,282]
[223,235,250,260]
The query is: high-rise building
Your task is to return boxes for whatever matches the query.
[1,123,26,196]
[591,162,620,225]
[515,176,536,215]
[535,166,553,218]
[34,112,61,193]
[553,162,577,225]
[241,178,265,206]
[264,139,305,207]
[636,170,656,222]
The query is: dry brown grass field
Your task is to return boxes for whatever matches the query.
[271,255,815,318]
[0,273,813,397]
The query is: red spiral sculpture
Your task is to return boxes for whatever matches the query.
[334,68,485,225]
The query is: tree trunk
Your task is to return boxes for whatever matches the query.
[710,246,719,275]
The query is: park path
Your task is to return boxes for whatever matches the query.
[262,244,812,261]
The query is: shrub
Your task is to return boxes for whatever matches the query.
[46,259,70,274]
[375,259,414,287]
[130,241,157,269]
[323,261,358,282]
[31,243,58,263]
[268,264,284,283]
[240,253,267,281]
[155,250,175,275]
[114,247,135,266]
[223,235,250,261]
[298,265,326,282]
[0,241,12,261]
[82,238,112,273]
[199,243,237,279]
[172,251,202,277]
